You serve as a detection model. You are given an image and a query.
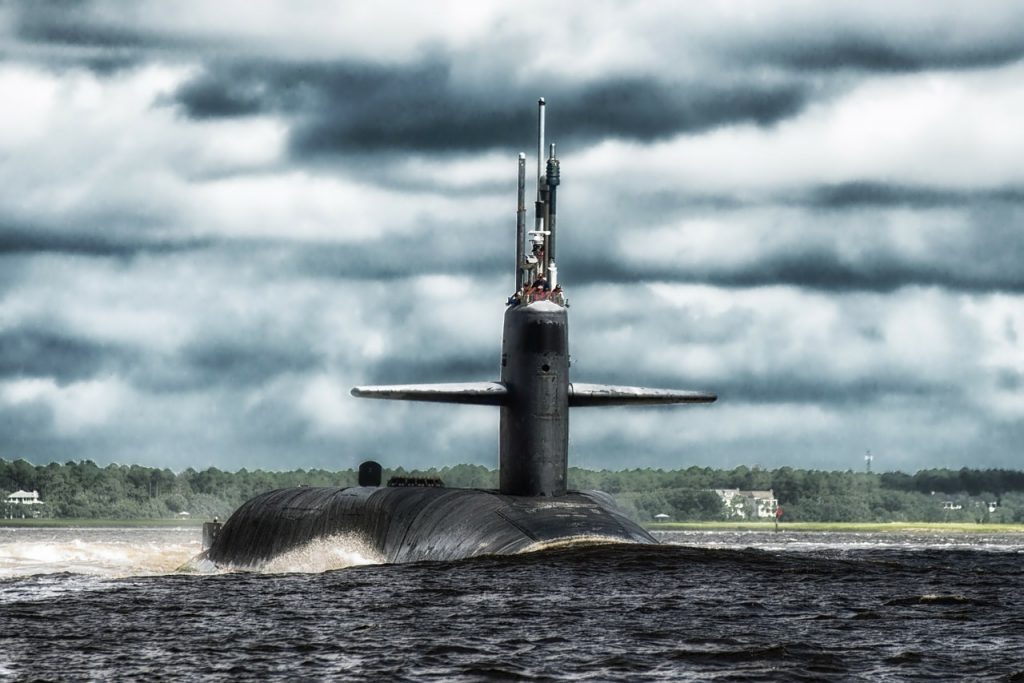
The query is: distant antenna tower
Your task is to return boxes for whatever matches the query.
[865,450,874,474]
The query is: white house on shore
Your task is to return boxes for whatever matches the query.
[714,489,778,519]
[4,490,45,519]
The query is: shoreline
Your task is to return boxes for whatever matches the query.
[647,521,1024,533]
[0,518,207,528]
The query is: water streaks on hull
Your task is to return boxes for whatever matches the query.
[202,486,654,569]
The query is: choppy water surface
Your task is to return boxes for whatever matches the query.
[2,527,1023,681]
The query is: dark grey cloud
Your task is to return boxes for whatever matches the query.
[704,250,1024,294]
[281,232,507,282]
[120,337,326,395]
[5,2,237,75]
[175,340,322,391]
[805,182,1024,209]
[18,14,157,50]
[567,78,809,138]
[0,45,146,75]
[0,223,211,258]
[564,248,1024,294]
[751,33,1024,73]
[172,73,269,118]
[14,1,200,51]
[0,317,322,396]
[0,329,118,383]
[170,59,814,154]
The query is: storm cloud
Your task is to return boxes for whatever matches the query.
[747,32,1024,73]
[171,59,814,155]
[0,1,1021,473]
[0,224,211,257]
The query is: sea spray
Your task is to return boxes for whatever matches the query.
[0,527,200,578]
[260,534,384,574]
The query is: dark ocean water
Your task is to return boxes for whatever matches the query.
[1,528,1023,681]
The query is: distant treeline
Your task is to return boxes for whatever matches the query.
[601,467,1024,524]
[2,459,1024,523]
[0,459,490,520]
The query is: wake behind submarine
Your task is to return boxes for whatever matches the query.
[201,100,716,568]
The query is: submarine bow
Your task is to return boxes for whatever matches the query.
[202,99,715,569]
[205,486,651,567]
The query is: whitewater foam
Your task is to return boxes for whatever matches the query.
[519,535,631,554]
[260,534,384,573]
[183,533,385,575]
[0,527,201,578]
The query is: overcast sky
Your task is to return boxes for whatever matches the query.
[1,1,1021,474]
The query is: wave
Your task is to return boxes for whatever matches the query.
[6,526,1023,580]
[0,535,200,578]
[518,534,639,554]
[181,533,385,575]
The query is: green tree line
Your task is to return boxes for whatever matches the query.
[3,459,1024,523]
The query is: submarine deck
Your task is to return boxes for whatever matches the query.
[204,486,654,567]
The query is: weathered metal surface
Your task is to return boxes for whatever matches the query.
[569,383,717,407]
[203,485,654,568]
[358,461,382,486]
[516,153,527,289]
[202,521,221,550]
[351,382,508,405]
[546,152,559,263]
[499,302,570,497]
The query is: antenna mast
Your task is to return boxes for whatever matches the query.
[534,98,549,276]
[515,153,526,288]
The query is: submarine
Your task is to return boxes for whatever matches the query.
[201,99,716,568]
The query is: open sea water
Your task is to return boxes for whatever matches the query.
[1,526,1023,681]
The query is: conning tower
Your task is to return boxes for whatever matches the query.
[201,100,718,569]
[352,99,715,497]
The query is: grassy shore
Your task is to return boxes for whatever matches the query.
[0,518,207,528]
[647,521,1024,533]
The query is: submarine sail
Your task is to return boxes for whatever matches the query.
[201,99,715,569]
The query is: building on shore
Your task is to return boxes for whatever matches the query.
[714,489,778,519]
[4,490,45,519]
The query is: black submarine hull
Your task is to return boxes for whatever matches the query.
[202,486,655,568]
